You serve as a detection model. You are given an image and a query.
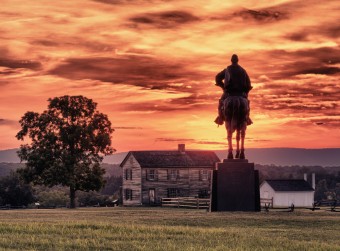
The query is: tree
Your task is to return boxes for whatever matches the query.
[101,176,122,196]
[34,186,69,208]
[77,191,111,207]
[16,95,115,208]
[0,172,34,207]
[315,179,328,201]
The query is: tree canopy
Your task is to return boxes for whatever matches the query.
[16,95,115,208]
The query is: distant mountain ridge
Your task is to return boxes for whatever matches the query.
[104,148,340,167]
[0,148,339,167]
[216,148,340,167]
[0,149,21,163]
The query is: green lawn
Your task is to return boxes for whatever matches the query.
[0,207,339,250]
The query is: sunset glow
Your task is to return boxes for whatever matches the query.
[0,0,339,151]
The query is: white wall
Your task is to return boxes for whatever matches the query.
[273,191,314,208]
[260,181,315,208]
[260,182,275,200]
[122,154,142,206]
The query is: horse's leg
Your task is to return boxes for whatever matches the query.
[227,129,233,159]
[240,128,246,159]
[235,129,240,158]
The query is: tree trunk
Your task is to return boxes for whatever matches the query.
[70,186,76,209]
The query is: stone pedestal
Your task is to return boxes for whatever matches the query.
[210,159,260,212]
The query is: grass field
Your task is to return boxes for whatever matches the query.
[0,207,339,250]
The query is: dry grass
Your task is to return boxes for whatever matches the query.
[0,207,339,250]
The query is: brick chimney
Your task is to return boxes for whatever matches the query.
[178,144,185,153]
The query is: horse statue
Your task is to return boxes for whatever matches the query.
[223,95,249,159]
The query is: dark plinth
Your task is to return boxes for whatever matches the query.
[210,159,260,212]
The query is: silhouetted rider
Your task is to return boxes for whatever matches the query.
[214,54,253,125]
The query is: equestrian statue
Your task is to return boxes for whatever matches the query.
[215,54,253,159]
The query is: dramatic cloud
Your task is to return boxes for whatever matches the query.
[0,58,42,70]
[0,0,339,151]
[297,67,339,76]
[245,47,340,80]
[233,9,287,22]
[129,11,200,29]
[252,75,340,118]
[49,55,205,90]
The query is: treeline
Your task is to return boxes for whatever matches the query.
[256,164,340,201]
[0,163,122,208]
[1,163,339,206]
[0,163,122,178]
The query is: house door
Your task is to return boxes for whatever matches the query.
[149,189,155,205]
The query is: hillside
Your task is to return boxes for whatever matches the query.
[215,148,340,167]
[105,148,340,166]
[0,162,25,177]
[0,149,21,163]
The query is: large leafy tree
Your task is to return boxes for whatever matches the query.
[16,95,115,208]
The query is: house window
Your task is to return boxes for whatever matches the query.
[199,170,209,181]
[167,188,180,198]
[198,189,209,198]
[168,169,179,181]
[125,189,133,200]
[125,169,132,180]
[147,169,157,181]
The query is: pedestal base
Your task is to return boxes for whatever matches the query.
[210,159,260,212]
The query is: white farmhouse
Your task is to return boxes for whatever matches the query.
[260,179,315,208]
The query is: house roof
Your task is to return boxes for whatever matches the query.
[264,179,314,192]
[120,150,220,168]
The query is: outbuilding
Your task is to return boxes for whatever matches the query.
[260,179,315,208]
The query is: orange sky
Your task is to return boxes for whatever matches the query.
[0,0,339,152]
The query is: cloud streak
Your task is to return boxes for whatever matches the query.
[0,118,18,127]
[48,55,207,91]
[0,58,42,70]
[233,9,287,22]
[129,10,200,29]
